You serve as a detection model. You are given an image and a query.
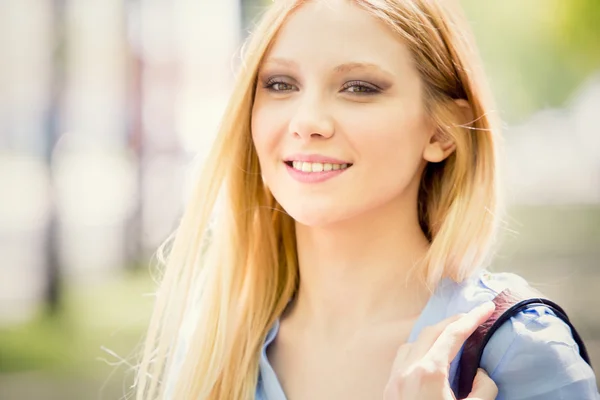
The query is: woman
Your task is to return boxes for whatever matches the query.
[135,0,599,399]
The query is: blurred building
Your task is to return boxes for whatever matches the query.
[0,1,54,324]
[0,0,241,324]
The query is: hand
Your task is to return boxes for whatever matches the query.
[383,302,498,400]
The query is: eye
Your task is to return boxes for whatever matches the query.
[264,77,297,92]
[341,80,380,95]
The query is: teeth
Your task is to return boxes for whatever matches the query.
[289,161,349,172]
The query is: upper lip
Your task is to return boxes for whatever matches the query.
[283,153,352,164]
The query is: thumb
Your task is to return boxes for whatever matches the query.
[466,369,498,400]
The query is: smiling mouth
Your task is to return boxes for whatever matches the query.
[284,160,353,173]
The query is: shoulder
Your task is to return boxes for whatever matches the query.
[443,271,598,399]
[483,302,598,399]
[435,270,530,316]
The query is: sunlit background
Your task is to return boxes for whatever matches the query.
[0,1,598,399]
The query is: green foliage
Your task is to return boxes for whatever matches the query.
[461,0,600,122]
[553,0,600,73]
[0,271,154,376]
[0,313,76,373]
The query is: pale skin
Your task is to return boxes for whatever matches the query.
[251,0,497,399]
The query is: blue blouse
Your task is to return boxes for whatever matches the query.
[256,272,599,400]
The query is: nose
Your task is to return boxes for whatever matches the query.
[288,94,335,141]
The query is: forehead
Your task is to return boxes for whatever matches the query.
[263,0,416,76]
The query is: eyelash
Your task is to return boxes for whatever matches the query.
[263,78,296,92]
[263,78,381,95]
[340,80,380,94]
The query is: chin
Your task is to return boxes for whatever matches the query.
[290,214,338,228]
[279,200,355,228]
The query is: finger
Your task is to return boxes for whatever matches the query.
[427,301,495,364]
[466,368,498,400]
[410,313,465,358]
[390,313,465,371]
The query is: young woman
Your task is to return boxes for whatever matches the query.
[135,0,599,399]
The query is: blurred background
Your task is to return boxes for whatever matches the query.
[0,0,598,398]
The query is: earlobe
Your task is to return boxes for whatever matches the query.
[423,130,456,163]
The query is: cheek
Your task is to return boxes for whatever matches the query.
[251,102,285,168]
[251,105,268,155]
[342,105,430,177]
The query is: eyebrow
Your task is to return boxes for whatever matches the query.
[261,57,395,78]
[261,57,299,70]
[333,62,393,77]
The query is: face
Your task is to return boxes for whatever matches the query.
[252,0,447,227]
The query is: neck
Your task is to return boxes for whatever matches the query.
[286,193,431,338]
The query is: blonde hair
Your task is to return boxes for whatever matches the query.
[135,0,501,399]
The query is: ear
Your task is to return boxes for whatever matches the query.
[423,99,473,163]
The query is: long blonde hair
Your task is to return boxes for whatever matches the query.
[135,1,501,398]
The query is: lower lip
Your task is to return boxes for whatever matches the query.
[285,163,350,183]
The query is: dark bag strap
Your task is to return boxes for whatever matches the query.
[457,288,593,399]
